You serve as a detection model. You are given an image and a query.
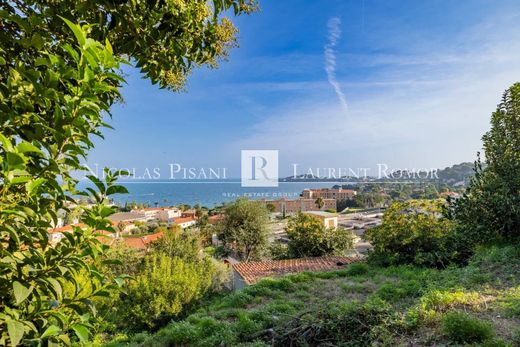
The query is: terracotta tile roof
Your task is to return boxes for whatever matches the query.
[122,231,164,250]
[232,256,359,285]
[208,214,224,224]
[122,237,146,250]
[48,223,86,234]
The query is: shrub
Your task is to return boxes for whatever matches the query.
[344,262,370,276]
[442,311,494,344]
[116,254,214,330]
[285,212,354,258]
[269,240,290,260]
[366,199,462,267]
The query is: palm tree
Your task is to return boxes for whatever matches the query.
[315,197,324,210]
[116,222,126,238]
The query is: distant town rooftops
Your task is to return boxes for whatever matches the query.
[232,256,359,285]
[302,188,356,193]
[109,212,147,222]
[48,223,86,234]
[133,207,179,212]
[122,231,164,250]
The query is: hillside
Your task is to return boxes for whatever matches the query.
[104,245,520,347]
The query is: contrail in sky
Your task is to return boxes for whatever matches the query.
[324,17,348,110]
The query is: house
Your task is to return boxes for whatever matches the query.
[262,198,336,214]
[232,256,359,290]
[173,216,197,229]
[181,209,197,218]
[121,231,164,251]
[208,214,224,224]
[303,211,338,228]
[110,220,137,235]
[130,207,163,220]
[47,223,86,244]
[156,207,182,223]
[301,188,357,200]
[109,212,148,223]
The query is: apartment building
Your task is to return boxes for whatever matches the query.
[301,188,357,200]
[262,198,336,214]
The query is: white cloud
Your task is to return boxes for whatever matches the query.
[231,12,520,173]
[324,17,348,111]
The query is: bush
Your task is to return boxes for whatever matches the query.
[285,212,354,258]
[269,240,289,260]
[116,254,214,330]
[442,311,494,344]
[344,262,370,276]
[366,199,463,267]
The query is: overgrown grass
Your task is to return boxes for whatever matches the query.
[100,244,520,346]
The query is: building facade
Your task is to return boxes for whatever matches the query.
[301,188,357,200]
[262,198,336,214]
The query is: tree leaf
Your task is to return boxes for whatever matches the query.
[16,142,43,155]
[106,185,128,196]
[41,325,61,339]
[26,178,45,195]
[60,17,86,47]
[71,324,89,343]
[13,281,32,305]
[7,320,24,346]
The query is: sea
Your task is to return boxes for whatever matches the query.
[78,180,342,208]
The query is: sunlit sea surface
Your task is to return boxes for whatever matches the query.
[78,180,344,207]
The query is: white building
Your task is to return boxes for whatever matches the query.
[303,211,338,228]
[173,216,197,229]
[157,208,182,223]
[131,207,182,222]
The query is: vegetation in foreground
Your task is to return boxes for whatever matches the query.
[101,244,520,346]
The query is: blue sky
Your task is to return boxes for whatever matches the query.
[87,0,520,177]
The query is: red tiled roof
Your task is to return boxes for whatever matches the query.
[48,223,86,234]
[122,231,164,250]
[208,214,224,224]
[232,256,359,285]
[122,237,146,249]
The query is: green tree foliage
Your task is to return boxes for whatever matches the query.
[315,197,324,209]
[1,0,254,344]
[150,227,202,263]
[285,213,353,258]
[266,203,276,213]
[450,83,520,243]
[217,198,269,261]
[106,228,229,331]
[118,253,214,330]
[366,200,463,267]
[0,18,127,344]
